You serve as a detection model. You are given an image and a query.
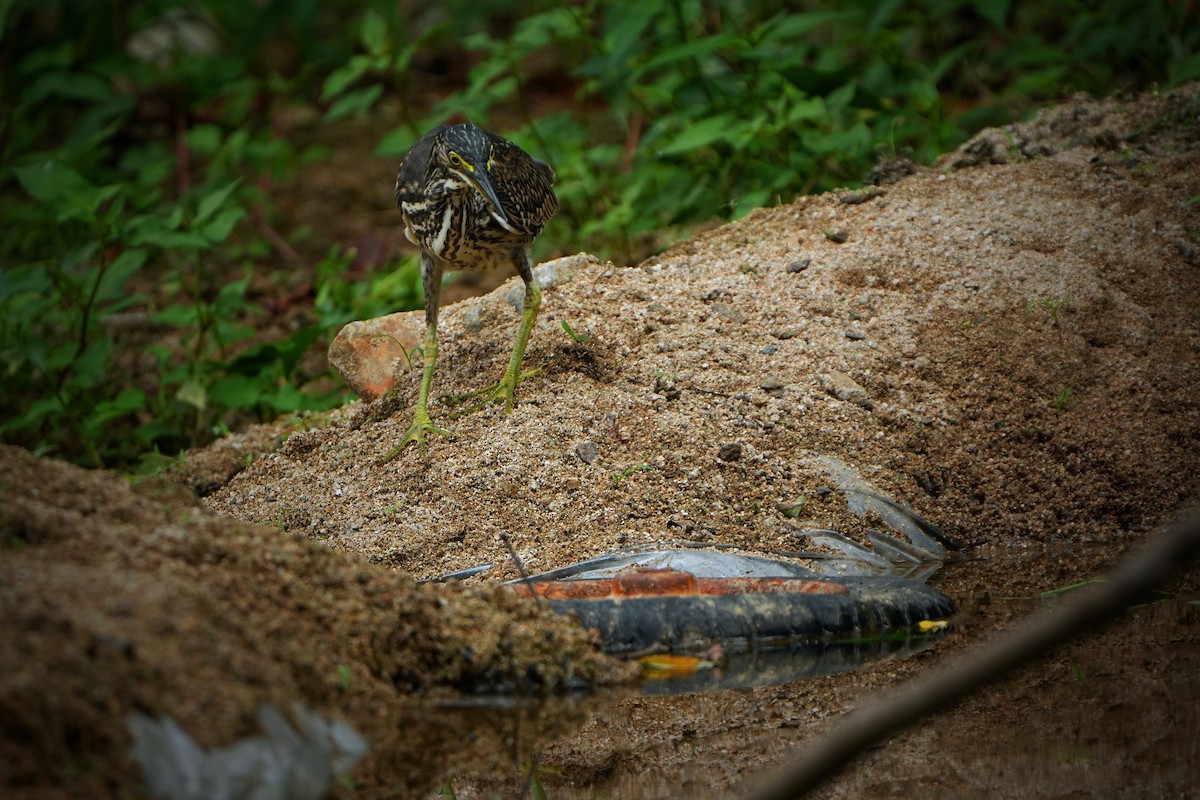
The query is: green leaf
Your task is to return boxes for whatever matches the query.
[825,82,856,110]
[638,33,738,73]
[18,39,72,74]
[228,329,320,377]
[208,373,264,409]
[186,124,223,154]
[72,339,109,385]
[1168,52,1200,86]
[266,382,303,412]
[392,41,418,73]
[201,207,246,243]
[127,212,210,249]
[13,161,119,222]
[322,55,372,100]
[154,304,199,327]
[376,126,416,157]
[1,395,64,434]
[655,115,734,156]
[361,10,389,56]
[175,378,207,411]
[0,262,54,305]
[596,3,661,75]
[23,70,114,105]
[214,276,251,312]
[324,85,383,121]
[196,178,242,223]
[753,10,855,44]
[733,188,770,217]
[89,387,147,427]
[509,8,578,55]
[786,96,826,123]
[96,248,148,302]
[135,419,178,447]
[968,0,1011,28]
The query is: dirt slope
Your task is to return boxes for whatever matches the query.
[208,86,1200,577]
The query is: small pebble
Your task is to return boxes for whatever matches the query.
[786,258,811,274]
[711,302,746,324]
[760,376,786,398]
[718,442,743,461]
[576,441,599,465]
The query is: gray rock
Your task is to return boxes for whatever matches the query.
[128,703,367,800]
[711,302,746,324]
[818,372,873,410]
[717,442,743,462]
[576,441,599,465]
[760,376,786,398]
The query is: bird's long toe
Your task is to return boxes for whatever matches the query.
[379,414,450,462]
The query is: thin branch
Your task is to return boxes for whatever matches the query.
[743,503,1200,800]
[501,532,543,612]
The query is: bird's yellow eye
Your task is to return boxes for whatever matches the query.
[487,146,495,169]
[448,151,464,167]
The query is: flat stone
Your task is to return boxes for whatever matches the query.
[818,371,874,410]
[329,253,601,401]
[711,302,746,324]
[760,376,786,398]
[503,252,600,313]
[576,441,599,465]
[327,312,425,401]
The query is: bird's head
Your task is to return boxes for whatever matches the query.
[437,124,507,224]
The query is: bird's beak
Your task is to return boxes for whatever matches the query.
[468,166,509,225]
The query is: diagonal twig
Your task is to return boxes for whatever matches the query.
[744,503,1200,800]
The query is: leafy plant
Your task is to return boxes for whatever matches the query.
[560,319,591,344]
[376,0,1198,263]
[613,464,655,485]
[1027,296,1070,326]
[1055,385,1072,412]
[0,4,421,468]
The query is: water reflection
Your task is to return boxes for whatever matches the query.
[639,631,948,694]
[349,628,949,798]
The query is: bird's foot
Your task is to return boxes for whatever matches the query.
[447,368,543,418]
[378,413,450,463]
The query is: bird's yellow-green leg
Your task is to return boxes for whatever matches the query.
[451,273,542,417]
[378,323,450,462]
[495,277,541,410]
[379,255,450,462]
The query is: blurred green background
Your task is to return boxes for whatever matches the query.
[1,0,1196,469]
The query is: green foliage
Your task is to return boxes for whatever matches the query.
[560,319,591,344]
[0,2,421,467]
[378,0,1198,261]
[0,0,1193,469]
[1027,296,1070,327]
[1055,385,1072,413]
[613,464,655,485]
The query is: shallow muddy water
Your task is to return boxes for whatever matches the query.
[356,540,1200,799]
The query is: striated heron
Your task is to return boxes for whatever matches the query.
[380,123,558,461]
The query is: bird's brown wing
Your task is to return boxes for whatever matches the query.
[394,126,447,207]
[488,134,559,238]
